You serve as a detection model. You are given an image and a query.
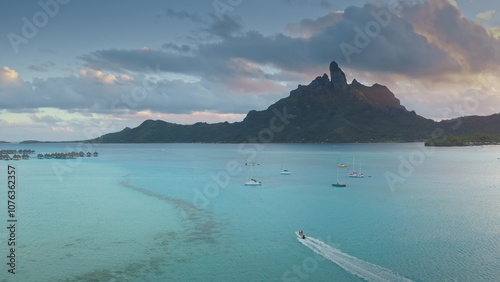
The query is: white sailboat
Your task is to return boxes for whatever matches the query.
[244,179,262,186]
[245,164,262,186]
[348,157,364,178]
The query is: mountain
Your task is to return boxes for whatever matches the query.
[91,61,497,144]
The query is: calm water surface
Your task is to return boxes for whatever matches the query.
[0,143,498,281]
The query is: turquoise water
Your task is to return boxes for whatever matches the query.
[0,143,499,281]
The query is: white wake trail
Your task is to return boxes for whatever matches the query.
[298,236,413,282]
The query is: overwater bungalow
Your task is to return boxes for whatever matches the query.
[93,151,99,157]
[22,154,30,160]
[12,154,22,160]
[44,153,51,159]
[86,152,92,157]
[37,154,44,159]
[79,151,85,157]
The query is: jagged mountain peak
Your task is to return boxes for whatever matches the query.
[93,61,446,143]
[329,61,348,92]
[290,62,405,111]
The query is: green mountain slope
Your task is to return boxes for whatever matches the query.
[91,61,498,144]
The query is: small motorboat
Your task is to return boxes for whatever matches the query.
[280,169,292,175]
[295,231,306,239]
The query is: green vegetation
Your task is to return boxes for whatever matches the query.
[425,132,500,146]
[92,73,436,143]
[89,62,500,144]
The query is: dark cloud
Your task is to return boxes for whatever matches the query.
[81,49,202,75]
[402,0,500,74]
[161,43,192,53]
[28,61,56,72]
[285,12,343,37]
[7,0,500,120]
[320,0,333,9]
[28,65,49,72]
[163,8,243,40]
[314,3,459,75]
[80,1,499,83]
[203,13,243,39]
[281,0,335,7]
[165,9,206,24]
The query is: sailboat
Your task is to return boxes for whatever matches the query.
[348,157,364,178]
[245,164,262,186]
[280,159,292,175]
[245,179,262,186]
[332,166,347,187]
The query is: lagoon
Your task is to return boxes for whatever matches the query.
[0,143,498,281]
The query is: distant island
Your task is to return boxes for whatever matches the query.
[20,140,82,144]
[425,133,500,146]
[87,61,500,144]
[13,61,498,145]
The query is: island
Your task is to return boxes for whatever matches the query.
[425,133,500,146]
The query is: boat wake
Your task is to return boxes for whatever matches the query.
[298,236,413,282]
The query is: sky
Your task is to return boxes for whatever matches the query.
[0,0,499,142]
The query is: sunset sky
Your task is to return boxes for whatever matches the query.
[1,0,499,142]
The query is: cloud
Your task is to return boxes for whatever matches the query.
[477,10,496,21]
[5,0,500,124]
[30,114,63,124]
[162,43,192,53]
[203,13,243,39]
[320,0,333,9]
[28,65,49,72]
[445,0,458,8]
[285,11,344,38]
[402,0,500,76]
[281,0,334,8]
[28,61,56,73]
[0,65,280,118]
[165,8,206,24]
[83,1,498,81]
[75,0,500,122]
[78,69,118,84]
[492,28,500,38]
[0,66,19,84]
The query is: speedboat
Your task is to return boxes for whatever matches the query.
[295,231,306,239]
[244,179,262,186]
[280,169,292,175]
